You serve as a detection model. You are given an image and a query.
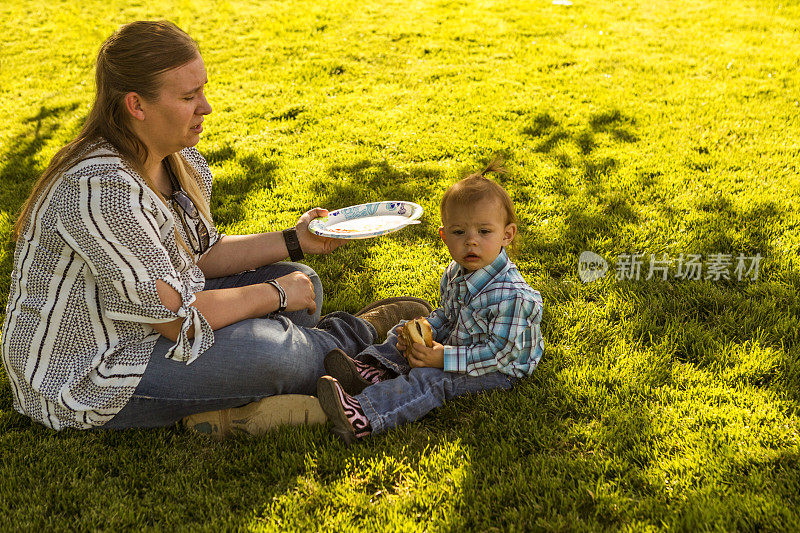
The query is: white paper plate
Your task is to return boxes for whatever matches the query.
[308,201,423,239]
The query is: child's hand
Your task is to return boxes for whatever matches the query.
[395,324,407,352]
[406,341,444,369]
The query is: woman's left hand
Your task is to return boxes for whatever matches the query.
[295,207,347,255]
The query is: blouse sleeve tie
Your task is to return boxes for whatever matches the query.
[164,304,214,365]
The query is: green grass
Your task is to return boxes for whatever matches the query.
[2,0,800,530]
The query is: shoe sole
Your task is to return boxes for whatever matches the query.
[184,394,327,439]
[354,296,433,317]
[324,349,371,395]
[316,377,357,445]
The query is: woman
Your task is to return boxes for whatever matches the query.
[1,20,430,436]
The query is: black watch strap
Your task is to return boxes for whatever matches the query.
[282,228,304,262]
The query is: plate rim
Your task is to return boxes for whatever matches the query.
[308,200,424,239]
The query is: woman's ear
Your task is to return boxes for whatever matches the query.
[124,92,146,121]
[502,223,517,246]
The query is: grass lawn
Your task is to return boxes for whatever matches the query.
[2,0,800,530]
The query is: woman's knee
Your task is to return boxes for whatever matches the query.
[220,317,325,391]
[242,263,322,326]
[289,263,324,314]
[288,262,323,304]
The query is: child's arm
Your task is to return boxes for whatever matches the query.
[432,294,543,375]
[423,306,452,343]
[399,263,457,355]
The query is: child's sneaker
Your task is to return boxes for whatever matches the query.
[317,376,372,445]
[183,394,327,439]
[324,348,390,395]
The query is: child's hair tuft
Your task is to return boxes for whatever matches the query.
[440,158,518,231]
[469,158,508,180]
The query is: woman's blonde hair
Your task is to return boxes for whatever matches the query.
[13,20,212,252]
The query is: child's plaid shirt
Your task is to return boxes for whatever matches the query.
[425,249,544,377]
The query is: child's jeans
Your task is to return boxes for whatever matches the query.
[353,325,516,434]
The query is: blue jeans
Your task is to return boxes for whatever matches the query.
[353,326,516,434]
[105,262,376,429]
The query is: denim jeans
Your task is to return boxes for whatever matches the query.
[353,325,516,434]
[105,262,376,429]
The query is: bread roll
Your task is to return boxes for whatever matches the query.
[400,317,433,356]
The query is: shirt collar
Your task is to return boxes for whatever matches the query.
[452,248,511,301]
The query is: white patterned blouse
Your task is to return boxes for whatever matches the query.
[1,142,220,429]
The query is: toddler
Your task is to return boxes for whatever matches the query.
[317,160,544,443]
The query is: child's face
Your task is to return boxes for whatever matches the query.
[439,198,517,272]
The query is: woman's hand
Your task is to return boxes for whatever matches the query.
[274,271,317,314]
[406,341,445,369]
[295,207,346,255]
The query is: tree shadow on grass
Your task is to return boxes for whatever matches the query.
[0,103,83,300]
[0,103,84,423]
[2,105,799,529]
[522,109,636,180]
[4,343,797,530]
[517,109,642,279]
[217,363,674,530]
[0,102,82,199]
[429,277,798,529]
[518,108,789,281]
[511,109,800,526]
[450,376,668,530]
[204,144,278,229]
[314,159,441,210]
[586,186,799,402]
[523,109,637,158]
[0,422,343,530]
[533,173,799,398]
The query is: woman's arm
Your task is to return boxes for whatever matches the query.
[197,207,345,279]
[196,232,291,279]
[150,269,317,341]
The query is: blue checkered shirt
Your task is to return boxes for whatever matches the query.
[425,249,544,377]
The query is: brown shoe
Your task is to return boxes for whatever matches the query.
[355,297,433,342]
[183,394,327,439]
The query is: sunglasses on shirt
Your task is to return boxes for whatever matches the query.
[164,162,211,255]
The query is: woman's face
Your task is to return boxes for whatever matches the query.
[137,55,212,159]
